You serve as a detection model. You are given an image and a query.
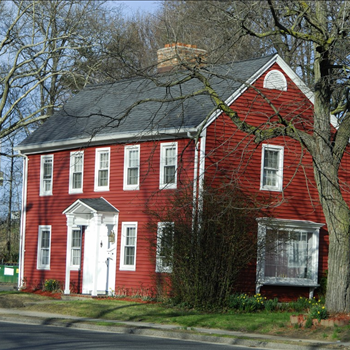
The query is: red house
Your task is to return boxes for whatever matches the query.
[16,44,329,299]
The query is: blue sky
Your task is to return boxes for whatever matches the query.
[115,1,161,15]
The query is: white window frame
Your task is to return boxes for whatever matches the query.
[260,144,284,192]
[156,222,174,273]
[256,218,323,290]
[120,222,137,271]
[69,151,84,194]
[40,155,53,196]
[159,142,177,189]
[123,145,140,190]
[94,147,110,192]
[37,225,51,270]
[70,227,82,270]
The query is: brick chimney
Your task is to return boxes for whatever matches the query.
[157,43,207,73]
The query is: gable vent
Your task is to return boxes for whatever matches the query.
[263,70,287,91]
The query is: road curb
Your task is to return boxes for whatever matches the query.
[0,312,347,350]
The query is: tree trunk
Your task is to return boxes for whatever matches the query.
[313,156,350,313]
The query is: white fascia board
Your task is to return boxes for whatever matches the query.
[15,127,198,155]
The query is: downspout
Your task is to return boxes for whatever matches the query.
[192,136,199,226]
[18,152,28,290]
[197,128,207,213]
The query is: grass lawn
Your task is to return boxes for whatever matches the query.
[2,291,350,342]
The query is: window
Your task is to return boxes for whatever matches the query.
[95,148,110,191]
[37,226,51,270]
[256,218,323,289]
[260,144,284,191]
[40,155,53,196]
[263,70,287,91]
[124,145,140,190]
[69,152,84,193]
[156,222,174,273]
[71,228,82,269]
[120,222,137,271]
[160,142,177,189]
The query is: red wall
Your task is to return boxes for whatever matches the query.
[23,62,347,301]
[23,138,195,294]
[204,63,330,299]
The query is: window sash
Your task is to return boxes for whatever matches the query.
[72,155,83,189]
[41,156,53,195]
[127,149,139,186]
[261,145,283,191]
[71,229,81,266]
[160,143,177,188]
[124,227,136,265]
[38,227,51,269]
[95,149,110,190]
[120,223,137,270]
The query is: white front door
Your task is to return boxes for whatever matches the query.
[82,222,117,295]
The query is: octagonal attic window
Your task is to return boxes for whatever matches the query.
[263,70,287,91]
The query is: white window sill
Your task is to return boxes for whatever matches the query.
[259,277,319,287]
[260,186,282,192]
[119,266,136,271]
[69,190,83,194]
[70,266,81,271]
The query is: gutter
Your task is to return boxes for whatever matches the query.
[14,127,198,155]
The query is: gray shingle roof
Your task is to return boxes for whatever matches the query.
[78,198,119,213]
[17,55,276,152]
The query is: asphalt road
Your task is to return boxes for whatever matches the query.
[0,320,271,350]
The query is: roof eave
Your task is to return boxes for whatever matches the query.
[15,127,198,155]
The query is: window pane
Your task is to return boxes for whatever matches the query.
[41,249,49,265]
[98,169,108,186]
[164,166,175,184]
[74,156,82,172]
[165,148,175,165]
[72,230,81,248]
[265,150,279,169]
[44,160,52,177]
[73,173,82,189]
[127,168,138,185]
[100,153,108,168]
[41,231,50,248]
[124,247,135,265]
[129,150,139,167]
[126,227,136,245]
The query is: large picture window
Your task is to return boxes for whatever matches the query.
[120,222,137,271]
[69,152,84,193]
[260,144,284,191]
[40,155,53,196]
[95,148,110,191]
[124,145,140,190]
[160,142,177,189]
[256,218,323,291]
[37,226,51,270]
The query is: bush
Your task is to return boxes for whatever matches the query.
[148,183,264,310]
[228,294,267,312]
[43,279,61,292]
[309,300,328,321]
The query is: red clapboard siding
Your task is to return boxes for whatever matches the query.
[23,139,195,293]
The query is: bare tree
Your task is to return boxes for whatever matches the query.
[176,0,350,313]
[0,0,109,144]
